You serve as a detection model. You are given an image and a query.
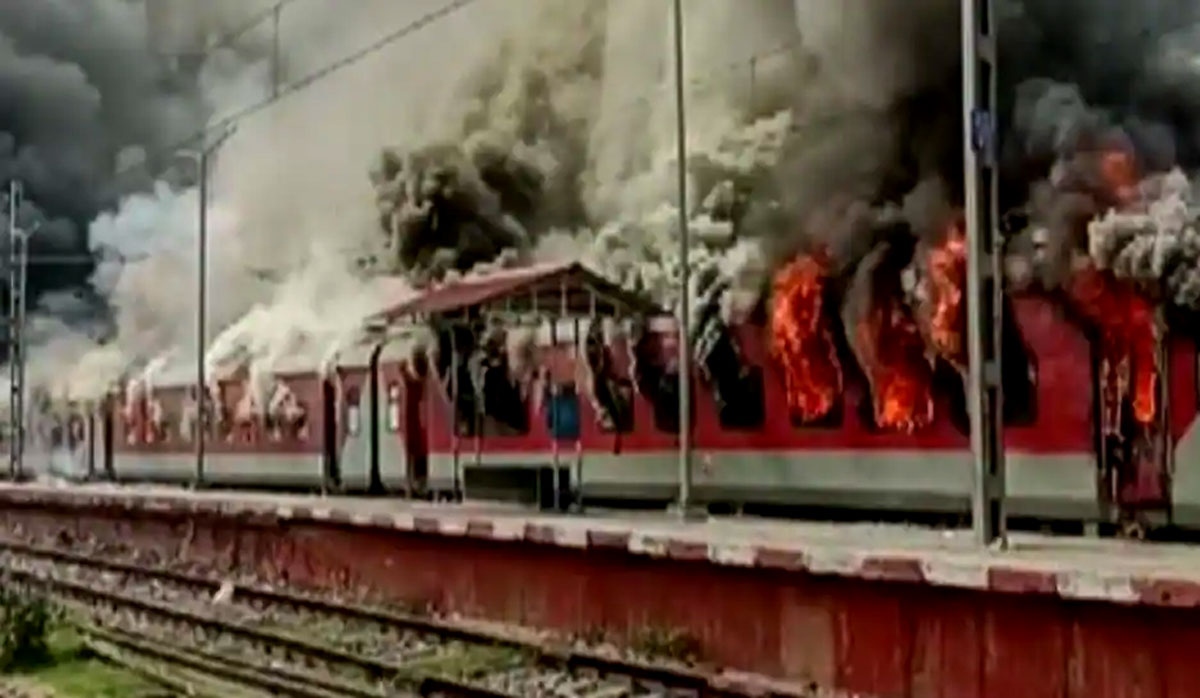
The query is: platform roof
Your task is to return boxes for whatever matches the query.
[373,261,664,323]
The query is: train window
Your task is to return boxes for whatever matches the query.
[345,386,363,436]
[202,397,217,441]
[453,396,479,438]
[546,382,581,441]
[647,370,697,434]
[584,325,633,433]
[630,328,694,434]
[697,326,765,431]
[67,416,85,450]
[1000,303,1038,426]
[148,400,169,444]
[715,366,765,430]
[266,383,310,442]
[178,402,193,442]
[477,339,530,437]
[180,392,195,442]
[386,382,402,433]
[444,358,478,439]
[596,379,635,433]
[292,404,310,441]
[435,325,481,438]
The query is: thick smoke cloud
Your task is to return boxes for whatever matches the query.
[0,0,278,402]
[0,0,233,291]
[1000,0,1200,307]
[367,0,1200,313]
[17,0,1200,405]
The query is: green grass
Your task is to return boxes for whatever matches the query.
[397,643,524,681]
[6,628,160,698]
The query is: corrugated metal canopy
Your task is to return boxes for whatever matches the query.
[374,261,663,322]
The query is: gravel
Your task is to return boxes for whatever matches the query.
[0,532,865,698]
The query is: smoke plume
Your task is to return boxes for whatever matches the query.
[14,0,1200,410]
[0,0,272,294]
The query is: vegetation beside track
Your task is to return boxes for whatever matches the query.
[0,592,158,697]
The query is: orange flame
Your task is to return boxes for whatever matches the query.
[1067,264,1158,430]
[1100,149,1138,206]
[770,255,843,423]
[857,295,935,433]
[926,220,968,369]
[1069,147,1157,430]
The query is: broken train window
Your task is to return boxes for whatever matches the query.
[693,300,764,431]
[631,319,695,434]
[436,324,481,438]
[470,326,530,437]
[584,321,634,433]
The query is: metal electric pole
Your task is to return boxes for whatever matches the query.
[672,0,696,517]
[177,126,236,488]
[4,181,31,482]
[962,0,1007,547]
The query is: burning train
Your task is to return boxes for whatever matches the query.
[15,223,1200,532]
[18,99,1200,534]
[14,0,1200,533]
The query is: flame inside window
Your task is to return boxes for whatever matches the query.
[770,254,842,424]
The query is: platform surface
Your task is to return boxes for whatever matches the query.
[3,480,1200,607]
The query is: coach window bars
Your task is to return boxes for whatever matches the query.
[692,283,765,432]
[146,392,168,445]
[554,276,569,511]
[476,322,531,438]
[449,325,464,500]
[180,387,197,443]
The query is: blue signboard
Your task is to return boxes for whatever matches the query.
[971,109,995,166]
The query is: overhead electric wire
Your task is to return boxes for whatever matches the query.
[206,0,304,55]
[123,0,480,173]
[28,19,816,274]
[5,0,477,271]
[157,0,305,58]
[138,0,809,179]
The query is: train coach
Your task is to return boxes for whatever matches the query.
[20,260,1200,533]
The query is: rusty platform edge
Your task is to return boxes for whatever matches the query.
[1,487,1194,609]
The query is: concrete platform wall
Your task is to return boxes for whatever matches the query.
[0,494,1197,697]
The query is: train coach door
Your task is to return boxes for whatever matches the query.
[1095,336,1173,532]
[319,379,341,491]
[404,357,430,497]
[101,397,115,481]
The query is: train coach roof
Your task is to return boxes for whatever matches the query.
[373,261,662,322]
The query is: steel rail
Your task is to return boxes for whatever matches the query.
[0,566,509,698]
[0,538,811,697]
[81,623,365,698]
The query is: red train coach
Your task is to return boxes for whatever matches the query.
[27,261,1200,532]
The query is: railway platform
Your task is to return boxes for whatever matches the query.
[0,481,1197,698]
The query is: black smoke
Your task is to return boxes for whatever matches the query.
[999,0,1200,196]
[0,0,227,299]
[364,0,1200,291]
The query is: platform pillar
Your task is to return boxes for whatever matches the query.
[962,0,1006,546]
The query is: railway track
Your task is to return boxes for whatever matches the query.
[0,538,822,698]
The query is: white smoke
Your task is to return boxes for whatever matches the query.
[366,0,807,317]
[1088,168,1200,308]
[22,0,981,405]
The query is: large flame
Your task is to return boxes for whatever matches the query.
[857,293,935,433]
[1067,148,1160,430]
[770,254,842,424]
[925,218,968,370]
[1067,263,1158,431]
